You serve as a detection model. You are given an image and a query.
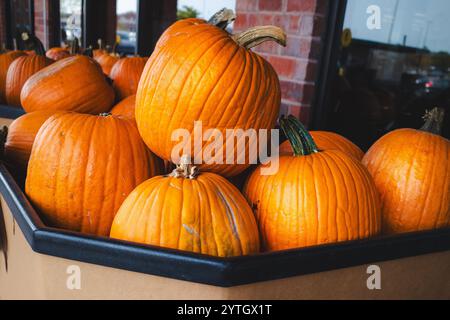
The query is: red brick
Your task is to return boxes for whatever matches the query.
[248,13,259,26]
[288,104,310,124]
[280,80,303,102]
[287,0,316,12]
[234,13,248,29]
[267,55,298,78]
[257,41,280,55]
[295,60,317,81]
[288,14,301,33]
[236,0,259,12]
[273,14,289,31]
[283,36,312,58]
[299,15,314,36]
[260,13,273,25]
[259,0,282,11]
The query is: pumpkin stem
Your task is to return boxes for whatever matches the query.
[421,107,445,135]
[99,112,112,117]
[279,115,318,156]
[83,45,93,58]
[170,155,199,179]
[232,25,286,50]
[13,38,18,50]
[208,8,236,30]
[97,38,104,50]
[69,37,80,55]
[0,43,6,54]
[0,126,8,161]
[21,32,46,56]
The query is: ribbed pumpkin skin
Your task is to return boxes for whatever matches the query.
[280,131,364,160]
[244,151,381,251]
[110,172,260,257]
[21,56,115,114]
[6,55,53,106]
[136,18,281,177]
[25,113,162,236]
[111,95,135,120]
[362,128,450,234]
[46,47,71,61]
[93,49,108,59]
[4,110,56,172]
[0,51,26,103]
[110,57,147,100]
[95,54,120,76]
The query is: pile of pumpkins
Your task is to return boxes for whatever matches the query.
[0,10,449,258]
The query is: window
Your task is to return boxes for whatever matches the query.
[324,0,450,149]
[60,0,82,45]
[116,0,137,55]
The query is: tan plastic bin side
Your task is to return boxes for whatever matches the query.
[1,194,450,300]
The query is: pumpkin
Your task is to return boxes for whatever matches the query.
[93,39,108,58]
[111,95,136,120]
[46,47,71,61]
[4,110,55,173]
[244,115,381,251]
[280,130,364,160]
[95,53,120,76]
[110,57,147,100]
[25,112,162,236]
[362,108,450,234]
[6,44,53,106]
[110,155,260,257]
[136,10,286,177]
[21,55,115,114]
[0,50,26,103]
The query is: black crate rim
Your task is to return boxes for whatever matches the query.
[1,105,450,287]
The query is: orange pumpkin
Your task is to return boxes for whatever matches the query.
[362,108,450,234]
[21,55,115,114]
[244,116,381,251]
[95,53,120,76]
[136,15,286,177]
[110,95,136,120]
[46,47,71,61]
[6,54,53,107]
[110,155,260,257]
[280,131,364,160]
[4,110,56,173]
[0,50,26,103]
[26,112,162,236]
[110,57,147,100]
[93,39,108,58]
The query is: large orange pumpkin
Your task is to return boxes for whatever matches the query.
[6,54,53,107]
[25,112,162,236]
[110,155,260,257]
[244,116,381,251]
[4,110,56,174]
[136,14,286,177]
[0,50,26,103]
[46,47,71,61]
[110,95,136,120]
[95,53,120,76]
[280,131,364,160]
[110,57,147,100]
[362,108,450,234]
[21,55,115,114]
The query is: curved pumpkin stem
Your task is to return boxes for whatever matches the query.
[208,8,236,30]
[232,26,286,49]
[421,107,445,135]
[280,115,318,156]
[170,155,199,179]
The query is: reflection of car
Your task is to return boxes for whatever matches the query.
[116,31,136,55]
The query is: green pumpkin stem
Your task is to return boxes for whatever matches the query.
[280,115,318,156]
[421,107,445,135]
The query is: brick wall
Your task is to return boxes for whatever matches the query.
[34,0,59,49]
[235,0,328,124]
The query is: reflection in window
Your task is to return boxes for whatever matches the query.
[60,0,82,45]
[327,0,450,149]
[116,0,137,55]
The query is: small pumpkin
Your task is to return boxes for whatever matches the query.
[136,10,285,177]
[6,40,53,107]
[280,131,364,160]
[0,50,26,103]
[362,108,450,234]
[21,55,115,114]
[46,47,71,61]
[244,116,381,251]
[110,95,136,120]
[110,155,260,257]
[93,39,108,58]
[26,112,162,236]
[110,57,147,100]
[4,110,55,173]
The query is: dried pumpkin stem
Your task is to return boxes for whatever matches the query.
[21,32,46,56]
[170,155,199,179]
[208,8,236,30]
[232,26,286,49]
[280,115,318,156]
[0,43,6,54]
[421,107,445,135]
[97,38,104,50]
